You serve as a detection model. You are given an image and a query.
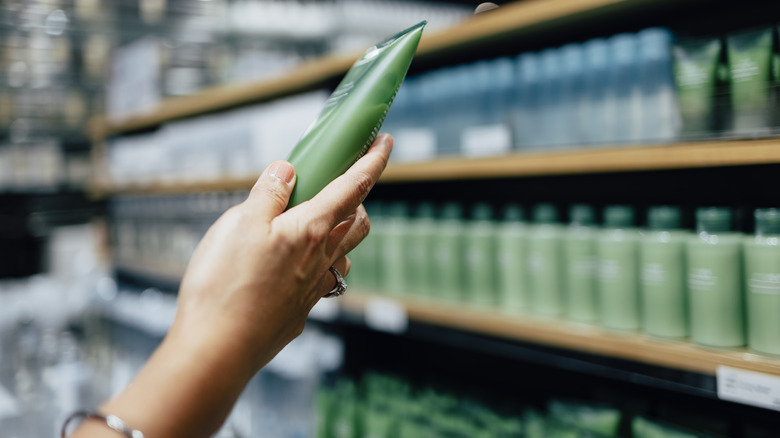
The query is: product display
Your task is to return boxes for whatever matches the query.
[286,21,426,207]
[563,204,599,323]
[527,204,565,317]
[672,38,723,138]
[464,203,499,307]
[496,204,529,312]
[597,205,641,331]
[743,208,780,355]
[432,202,467,301]
[687,207,745,348]
[640,206,690,339]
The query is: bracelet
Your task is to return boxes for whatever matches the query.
[61,410,144,438]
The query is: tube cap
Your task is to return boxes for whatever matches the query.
[471,203,494,221]
[569,204,595,226]
[647,206,682,230]
[603,205,634,228]
[755,208,780,235]
[414,201,436,219]
[440,202,464,220]
[533,203,558,224]
[696,207,731,233]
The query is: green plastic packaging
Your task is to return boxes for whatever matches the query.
[496,204,529,312]
[286,21,426,207]
[687,207,745,348]
[640,206,690,339]
[631,416,699,438]
[727,27,776,136]
[405,201,437,297]
[597,205,641,331]
[744,208,780,355]
[527,204,565,317]
[548,400,622,437]
[379,202,410,295]
[673,38,722,137]
[564,204,599,323]
[348,202,382,290]
[433,202,466,301]
[464,203,499,307]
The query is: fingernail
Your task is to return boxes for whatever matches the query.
[376,133,393,151]
[268,161,295,185]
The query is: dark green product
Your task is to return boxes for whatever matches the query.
[564,204,599,323]
[597,205,641,331]
[687,207,745,347]
[464,203,499,307]
[673,38,722,138]
[286,21,426,207]
[631,416,699,438]
[640,206,690,339]
[727,27,776,136]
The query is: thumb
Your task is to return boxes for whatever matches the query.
[247,160,296,220]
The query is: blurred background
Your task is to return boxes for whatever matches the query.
[3,0,780,437]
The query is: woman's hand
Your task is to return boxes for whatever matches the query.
[86,134,392,438]
[173,133,393,374]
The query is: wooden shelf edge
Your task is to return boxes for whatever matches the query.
[90,138,780,197]
[380,138,780,182]
[342,292,780,377]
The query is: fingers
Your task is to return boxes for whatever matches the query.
[313,255,350,301]
[246,161,296,221]
[289,134,392,233]
[325,204,369,260]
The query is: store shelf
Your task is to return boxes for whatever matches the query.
[339,292,780,378]
[92,138,780,196]
[91,0,682,138]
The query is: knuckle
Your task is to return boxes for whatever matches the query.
[351,170,375,200]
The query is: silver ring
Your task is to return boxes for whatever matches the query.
[323,266,348,298]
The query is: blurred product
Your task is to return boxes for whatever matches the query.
[527,203,564,317]
[496,204,529,312]
[743,208,780,355]
[673,38,723,138]
[563,204,599,324]
[597,205,641,331]
[463,203,499,307]
[727,27,777,136]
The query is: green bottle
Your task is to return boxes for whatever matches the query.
[527,204,564,317]
[405,202,437,298]
[597,205,641,331]
[349,202,381,291]
[286,21,426,207]
[464,203,499,308]
[433,202,466,302]
[496,204,528,312]
[744,208,780,355]
[687,207,745,348]
[563,204,599,323]
[640,206,690,339]
[379,202,409,295]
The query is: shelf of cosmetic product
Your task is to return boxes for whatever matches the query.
[321,291,780,379]
[91,137,780,197]
[88,0,692,138]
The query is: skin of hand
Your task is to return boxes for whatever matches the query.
[72,134,393,438]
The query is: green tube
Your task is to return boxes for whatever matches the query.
[672,38,722,138]
[727,27,775,136]
[564,204,599,323]
[286,21,426,207]
[405,201,437,297]
[527,204,565,317]
[597,205,641,331]
[464,203,499,307]
[496,204,529,312]
[433,202,466,302]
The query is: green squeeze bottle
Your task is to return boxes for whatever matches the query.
[285,21,426,207]
[563,204,599,323]
[433,202,466,302]
[405,201,437,298]
[527,203,564,317]
[744,208,780,355]
[496,204,528,313]
[687,207,745,348]
[379,202,409,295]
[464,203,499,308]
[640,206,690,339]
[597,205,641,331]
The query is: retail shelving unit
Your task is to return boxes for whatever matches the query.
[94,0,780,427]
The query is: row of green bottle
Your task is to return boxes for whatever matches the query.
[349,202,780,355]
[317,373,720,438]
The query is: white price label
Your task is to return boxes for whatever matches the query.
[309,298,340,322]
[717,366,780,411]
[365,298,408,334]
[462,124,512,157]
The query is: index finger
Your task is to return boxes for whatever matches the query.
[287,133,392,230]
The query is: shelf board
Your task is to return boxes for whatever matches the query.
[91,0,677,138]
[91,138,780,196]
[341,292,780,377]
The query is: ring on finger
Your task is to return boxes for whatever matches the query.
[323,266,348,298]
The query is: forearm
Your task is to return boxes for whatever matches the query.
[72,324,256,438]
